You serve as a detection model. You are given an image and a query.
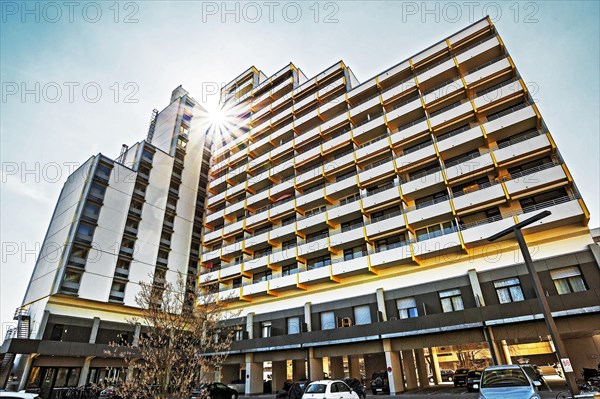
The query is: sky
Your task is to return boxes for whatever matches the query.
[1,1,599,332]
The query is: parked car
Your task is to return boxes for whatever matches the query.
[191,383,238,399]
[303,380,359,399]
[369,371,389,395]
[227,379,245,394]
[429,369,455,383]
[453,368,470,387]
[98,387,122,398]
[521,364,545,385]
[0,393,40,399]
[476,365,541,399]
[466,370,482,392]
[343,378,366,399]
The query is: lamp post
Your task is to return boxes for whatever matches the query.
[487,210,579,395]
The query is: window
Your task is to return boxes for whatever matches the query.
[396,297,418,319]
[494,278,525,303]
[344,245,368,261]
[439,289,464,313]
[306,229,329,243]
[375,234,406,252]
[320,311,336,330]
[287,316,300,334]
[282,265,299,276]
[282,239,296,250]
[307,255,331,270]
[340,193,360,205]
[234,326,245,341]
[550,266,587,295]
[253,270,272,283]
[353,305,371,325]
[261,321,271,338]
[415,221,455,241]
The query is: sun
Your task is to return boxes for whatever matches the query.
[203,100,242,147]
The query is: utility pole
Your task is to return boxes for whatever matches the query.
[487,210,579,395]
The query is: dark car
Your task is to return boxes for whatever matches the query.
[466,370,482,392]
[429,369,455,383]
[98,388,122,399]
[191,383,238,399]
[343,378,366,399]
[370,372,389,395]
[521,364,545,386]
[453,368,470,387]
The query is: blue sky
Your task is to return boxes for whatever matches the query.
[1,1,598,330]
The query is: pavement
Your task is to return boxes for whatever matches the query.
[251,376,600,399]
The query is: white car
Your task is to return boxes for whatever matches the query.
[304,380,360,399]
[0,393,40,399]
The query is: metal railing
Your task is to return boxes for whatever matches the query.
[436,124,471,142]
[490,129,543,150]
[416,224,459,242]
[370,209,404,224]
[486,102,529,122]
[444,149,488,168]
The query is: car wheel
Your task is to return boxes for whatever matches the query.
[231,394,237,399]
[448,377,453,381]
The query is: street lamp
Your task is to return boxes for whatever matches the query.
[487,210,579,396]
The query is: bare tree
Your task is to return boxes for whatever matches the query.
[105,272,238,399]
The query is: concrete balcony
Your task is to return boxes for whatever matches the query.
[203,229,222,244]
[493,133,551,165]
[406,199,453,227]
[296,187,325,209]
[245,231,270,250]
[298,266,333,285]
[327,200,362,223]
[461,216,515,246]
[271,107,293,127]
[245,210,267,229]
[329,227,365,248]
[352,114,387,142]
[355,136,390,163]
[365,212,406,238]
[449,19,491,47]
[269,273,300,292]
[221,241,243,258]
[428,102,473,131]
[319,93,348,116]
[322,131,352,155]
[318,76,346,100]
[270,121,294,145]
[294,92,318,114]
[370,243,412,268]
[270,160,292,177]
[250,118,271,140]
[296,166,323,188]
[270,248,296,265]
[401,170,445,198]
[244,255,270,273]
[347,77,378,103]
[219,263,243,280]
[206,209,224,225]
[269,199,295,219]
[294,126,320,149]
[241,281,270,298]
[520,197,585,233]
[199,270,219,284]
[225,200,245,218]
[324,152,355,176]
[294,108,321,133]
[385,99,423,131]
[228,163,248,183]
[357,159,396,185]
[444,152,494,182]
[325,176,359,200]
[436,126,484,159]
[390,119,429,146]
[381,78,416,104]
[377,60,411,88]
[296,145,322,167]
[207,190,226,208]
[227,181,246,198]
[361,185,400,211]
[209,174,227,191]
[350,95,381,119]
[455,36,502,72]
[269,179,294,198]
[331,256,372,278]
[249,152,270,172]
[463,57,512,87]
[452,183,506,212]
[412,231,462,257]
[395,143,437,171]
[504,164,567,197]
[483,105,537,140]
[269,222,296,240]
[229,149,248,166]
[423,80,463,107]
[218,287,241,302]
[297,212,327,233]
[416,59,456,89]
[412,41,448,67]
[270,139,294,158]
[320,113,350,135]
[298,237,329,258]
[222,219,244,237]
[473,80,523,111]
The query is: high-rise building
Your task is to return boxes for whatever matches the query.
[1,17,598,398]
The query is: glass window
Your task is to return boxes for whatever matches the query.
[320,311,336,330]
[396,297,418,319]
[550,266,587,294]
[287,316,300,334]
[494,278,525,303]
[439,289,464,313]
[261,321,271,338]
[353,305,371,325]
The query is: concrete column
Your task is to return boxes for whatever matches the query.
[246,313,255,339]
[430,348,442,384]
[78,356,95,386]
[89,317,100,344]
[292,359,306,381]
[35,311,50,340]
[132,323,141,347]
[348,355,361,378]
[376,288,387,321]
[401,350,418,390]
[468,269,486,307]
[304,303,312,332]
[17,354,37,391]
[330,356,345,379]
[414,349,429,388]
[245,353,263,395]
[271,360,287,393]
[501,340,512,364]
[383,340,404,394]
[309,348,324,380]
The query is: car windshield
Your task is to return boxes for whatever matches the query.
[306,384,327,394]
[481,369,529,387]
[468,371,481,378]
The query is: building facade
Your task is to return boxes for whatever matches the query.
[1,17,598,397]
[200,17,598,395]
[0,87,212,395]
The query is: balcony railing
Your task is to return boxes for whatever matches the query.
[444,150,488,168]
[370,209,404,224]
[486,102,529,122]
[416,224,458,242]
[490,129,543,150]
[436,124,471,142]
